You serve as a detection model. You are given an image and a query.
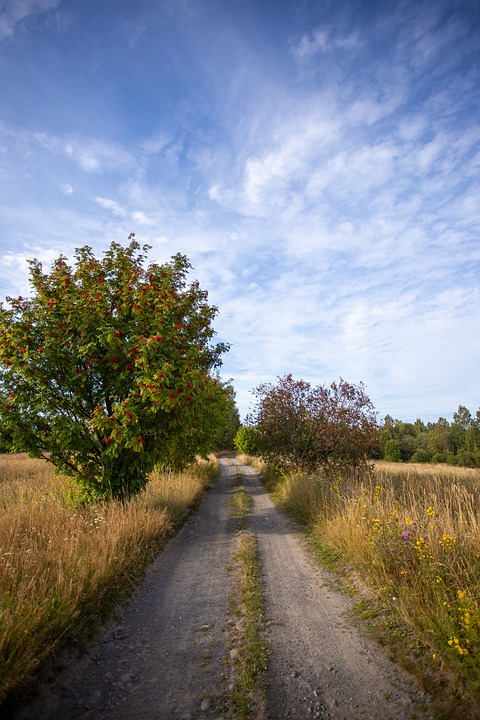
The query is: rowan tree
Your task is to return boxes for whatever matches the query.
[250,374,379,476]
[0,236,229,500]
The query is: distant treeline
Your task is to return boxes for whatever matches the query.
[379,405,480,467]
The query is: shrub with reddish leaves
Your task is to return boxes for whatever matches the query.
[250,374,379,477]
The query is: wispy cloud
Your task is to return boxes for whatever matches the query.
[290,26,361,60]
[34,132,134,173]
[0,122,136,176]
[1,0,479,422]
[94,196,127,217]
[0,0,62,41]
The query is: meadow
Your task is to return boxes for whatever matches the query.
[0,452,217,706]
[247,457,480,719]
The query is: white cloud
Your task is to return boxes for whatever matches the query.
[397,115,428,142]
[29,131,134,173]
[0,245,64,299]
[208,184,221,202]
[61,182,73,195]
[232,111,340,212]
[0,0,61,41]
[131,211,150,225]
[141,133,171,155]
[63,138,132,173]
[94,196,127,217]
[290,26,360,60]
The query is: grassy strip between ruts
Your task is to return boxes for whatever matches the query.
[0,453,217,710]
[225,476,268,719]
[237,454,480,720]
[228,470,253,520]
[226,530,268,719]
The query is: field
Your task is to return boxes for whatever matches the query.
[250,457,480,718]
[2,453,480,718]
[0,453,217,706]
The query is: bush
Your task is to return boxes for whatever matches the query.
[0,237,229,500]
[456,449,479,468]
[383,438,401,462]
[250,375,379,476]
[410,448,431,463]
[234,425,260,455]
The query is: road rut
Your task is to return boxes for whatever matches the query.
[12,458,432,719]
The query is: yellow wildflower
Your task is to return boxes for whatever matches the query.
[439,534,456,551]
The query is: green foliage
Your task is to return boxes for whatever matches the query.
[249,374,379,476]
[455,449,479,468]
[234,425,260,455]
[380,404,480,468]
[0,236,229,499]
[383,438,401,462]
[214,384,241,450]
[0,424,14,453]
[410,448,431,463]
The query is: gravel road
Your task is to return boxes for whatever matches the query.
[12,458,433,720]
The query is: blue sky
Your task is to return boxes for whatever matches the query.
[1,0,479,423]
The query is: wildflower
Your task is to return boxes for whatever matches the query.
[426,506,436,517]
[439,534,456,551]
[414,537,433,561]
[401,531,411,540]
[448,637,469,656]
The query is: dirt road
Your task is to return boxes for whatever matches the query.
[13,458,432,720]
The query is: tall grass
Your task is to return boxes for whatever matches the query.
[262,459,480,719]
[0,453,217,706]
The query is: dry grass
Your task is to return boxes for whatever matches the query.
[0,453,217,705]
[262,459,480,719]
[374,460,480,481]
